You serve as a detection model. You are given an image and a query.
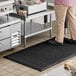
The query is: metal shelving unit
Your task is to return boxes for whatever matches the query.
[10,0,55,47]
[22,10,54,46]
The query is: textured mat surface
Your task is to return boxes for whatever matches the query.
[4,39,76,71]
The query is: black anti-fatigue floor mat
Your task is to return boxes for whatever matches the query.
[4,39,76,71]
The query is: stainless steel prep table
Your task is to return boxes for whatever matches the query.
[10,10,55,47]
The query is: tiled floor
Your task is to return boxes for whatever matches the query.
[0,22,76,76]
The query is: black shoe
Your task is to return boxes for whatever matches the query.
[64,38,76,44]
[48,39,64,46]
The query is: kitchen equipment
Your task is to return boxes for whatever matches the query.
[0,0,14,16]
[0,16,21,52]
[15,0,47,16]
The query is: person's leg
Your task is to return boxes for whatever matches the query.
[67,7,76,40]
[65,7,76,44]
[55,5,68,43]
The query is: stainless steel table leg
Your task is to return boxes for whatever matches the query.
[21,17,26,47]
[44,15,47,28]
[64,18,68,35]
[7,14,9,21]
[24,17,26,47]
[30,19,33,33]
[49,14,52,38]
[65,28,68,35]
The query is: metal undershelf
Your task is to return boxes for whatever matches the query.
[21,22,52,38]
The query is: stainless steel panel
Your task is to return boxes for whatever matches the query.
[0,26,10,40]
[28,2,47,15]
[0,38,10,52]
[0,0,8,2]
[10,22,21,34]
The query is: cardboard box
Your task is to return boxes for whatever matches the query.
[64,59,76,76]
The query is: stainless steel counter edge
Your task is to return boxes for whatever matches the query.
[0,19,21,28]
[0,0,14,6]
